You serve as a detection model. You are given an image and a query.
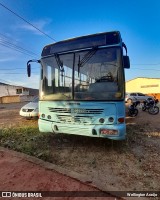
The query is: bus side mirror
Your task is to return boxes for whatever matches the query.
[123,56,130,69]
[27,63,31,77]
[27,59,40,77]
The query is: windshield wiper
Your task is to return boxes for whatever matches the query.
[78,47,98,76]
[54,53,64,72]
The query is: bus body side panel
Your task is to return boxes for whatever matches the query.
[38,101,126,140]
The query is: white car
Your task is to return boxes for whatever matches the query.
[125,92,153,103]
[19,97,39,119]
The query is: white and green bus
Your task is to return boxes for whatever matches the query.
[27,31,130,140]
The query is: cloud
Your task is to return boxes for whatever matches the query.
[4,74,39,89]
[0,57,16,62]
[0,35,30,60]
[0,46,26,62]
[19,18,52,35]
[0,46,19,62]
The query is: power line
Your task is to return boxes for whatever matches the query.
[0,2,56,42]
[0,73,27,74]
[0,41,37,57]
[130,68,160,71]
[132,63,160,66]
[132,61,160,66]
[0,2,159,67]
[0,72,39,74]
[0,35,39,56]
[0,78,35,87]
[0,67,39,70]
[1,68,160,73]
[0,67,27,70]
[0,34,39,57]
[1,66,160,72]
[0,78,22,86]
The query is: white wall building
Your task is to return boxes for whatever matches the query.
[0,82,29,97]
[0,82,38,97]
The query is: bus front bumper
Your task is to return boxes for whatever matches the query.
[38,119,126,140]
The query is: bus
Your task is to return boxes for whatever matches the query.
[27,31,130,140]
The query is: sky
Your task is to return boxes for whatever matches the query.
[0,0,160,89]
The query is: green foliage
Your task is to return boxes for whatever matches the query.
[0,123,151,164]
[0,126,52,161]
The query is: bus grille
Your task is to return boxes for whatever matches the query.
[48,107,104,114]
[72,108,103,114]
[48,108,71,113]
[48,107,104,124]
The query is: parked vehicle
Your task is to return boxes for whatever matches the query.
[128,100,140,117]
[125,92,153,103]
[142,98,159,115]
[19,97,39,119]
[27,31,130,140]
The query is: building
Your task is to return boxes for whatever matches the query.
[0,82,29,97]
[126,77,160,99]
[0,82,38,103]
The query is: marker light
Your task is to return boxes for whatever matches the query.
[47,115,51,119]
[118,117,125,123]
[99,118,105,123]
[108,117,114,122]
[42,114,45,118]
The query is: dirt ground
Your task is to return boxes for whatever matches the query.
[0,148,119,200]
[0,102,160,199]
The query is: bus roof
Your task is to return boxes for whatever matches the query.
[41,31,122,57]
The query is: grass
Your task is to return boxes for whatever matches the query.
[0,123,136,165]
[0,122,145,165]
[0,123,160,191]
[0,126,53,162]
[0,123,156,159]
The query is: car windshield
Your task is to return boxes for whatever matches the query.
[32,97,39,102]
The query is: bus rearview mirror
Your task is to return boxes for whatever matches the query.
[123,56,130,69]
[27,63,31,77]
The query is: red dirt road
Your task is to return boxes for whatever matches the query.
[0,148,120,200]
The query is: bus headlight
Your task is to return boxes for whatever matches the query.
[40,91,44,98]
[99,118,105,123]
[42,114,45,118]
[108,117,114,122]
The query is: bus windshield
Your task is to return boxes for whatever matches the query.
[40,47,124,101]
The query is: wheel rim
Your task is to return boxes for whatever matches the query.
[148,106,159,114]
